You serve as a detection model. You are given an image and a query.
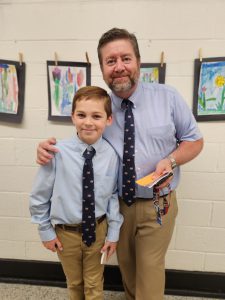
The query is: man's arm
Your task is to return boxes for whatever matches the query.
[155,138,204,188]
[169,139,204,166]
[37,137,58,165]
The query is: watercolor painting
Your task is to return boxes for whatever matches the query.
[140,63,166,84]
[193,57,225,121]
[0,59,25,123]
[47,61,91,121]
[0,63,19,114]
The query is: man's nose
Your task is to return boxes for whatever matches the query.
[114,59,125,72]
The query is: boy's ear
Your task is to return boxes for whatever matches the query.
[71,114,75,125]
[106,115,113,126]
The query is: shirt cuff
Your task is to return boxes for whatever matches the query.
[38,226,56,241]
[106,227,120,242]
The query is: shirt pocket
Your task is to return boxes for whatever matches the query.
[147,124,176,155]
[95,175,117,202]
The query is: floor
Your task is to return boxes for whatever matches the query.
[0,283,222,300]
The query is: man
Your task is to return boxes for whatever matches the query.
[37,28,203,300]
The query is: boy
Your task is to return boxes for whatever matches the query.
[30,86,123,300]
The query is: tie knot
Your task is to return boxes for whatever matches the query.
[121,99,133,110]
[83,147,96,160]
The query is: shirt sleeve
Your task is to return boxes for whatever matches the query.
[29,158,56,241]
[105,154,124,242]
[172,89,203,142]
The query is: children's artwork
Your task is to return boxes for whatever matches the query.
[140,63,166,84]
[47,61,91,121]
[193,57,225,121]
[0,59,25,123]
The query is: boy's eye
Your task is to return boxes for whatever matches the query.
[77,113,85,118]
[93,115,102,119]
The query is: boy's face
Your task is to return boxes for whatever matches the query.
[71,98,112,145]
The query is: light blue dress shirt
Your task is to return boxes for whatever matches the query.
[30,135,123,242]
[103,82,202,198]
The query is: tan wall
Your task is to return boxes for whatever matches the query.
[0,0,225,272]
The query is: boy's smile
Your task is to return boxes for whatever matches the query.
[71,98,112,145]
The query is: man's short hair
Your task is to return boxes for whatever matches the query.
[97,28,141,66]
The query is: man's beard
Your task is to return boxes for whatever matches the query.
[109,76,138,94]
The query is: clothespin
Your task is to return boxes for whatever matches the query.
[199,48,203,62]
[54,52,58,66]
[19,52,23,66]
[85,51,90,64]
[160,51,164,67]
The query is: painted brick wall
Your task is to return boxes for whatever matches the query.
[0,0,225,273]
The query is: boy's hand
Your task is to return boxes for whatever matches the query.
[36,137,58,165]
[101,241,117,260]
[42,237,63,252]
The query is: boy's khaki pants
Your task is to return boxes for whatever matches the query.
[117,191,178,300]
[56,219,107,300]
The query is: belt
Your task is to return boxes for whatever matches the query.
[137,194,169,201]
[56,214,106,233]
[120,194,169,201]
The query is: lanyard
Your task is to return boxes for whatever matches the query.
[153,184,171,225]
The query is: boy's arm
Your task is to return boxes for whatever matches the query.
[36,137,58,165]
[30,158,57,242]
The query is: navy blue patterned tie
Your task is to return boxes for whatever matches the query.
[122,99,136,206]
[82,147,96,247]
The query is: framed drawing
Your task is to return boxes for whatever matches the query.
[0,59,26,123]
[140,63,166,84]
[47,61,91,121]
[193,57,225,121]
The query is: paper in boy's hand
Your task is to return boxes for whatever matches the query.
[136,171,173,189]
[100,251,108,264]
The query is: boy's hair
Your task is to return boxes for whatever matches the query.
[97,27,141,67]
[72,86,112,117]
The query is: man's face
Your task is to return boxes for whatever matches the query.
[71,98,112,145]
[100,39,140,98]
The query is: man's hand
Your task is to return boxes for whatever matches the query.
[101,241,117,260]
[153,139,204,190]
[42,237,63,252]
[36,137,58,165]
[153,158,173,189]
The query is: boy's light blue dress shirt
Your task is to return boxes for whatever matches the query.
[104,82,203,198]
[30,135,123,242]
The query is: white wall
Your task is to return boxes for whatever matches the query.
[0,0,225,273]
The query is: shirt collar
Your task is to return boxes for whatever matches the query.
[72,133,103,155]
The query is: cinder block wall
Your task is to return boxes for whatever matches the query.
[0,0,225,273]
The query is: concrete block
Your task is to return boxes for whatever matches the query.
[211,202,225,228]
[0,139,16,165]
[166,250,204,271]
[176,199,212,226]
[0,240,25,259]
[176,226,225,253]
[26,241,59,261]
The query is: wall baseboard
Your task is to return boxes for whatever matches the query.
[0,259,225,299]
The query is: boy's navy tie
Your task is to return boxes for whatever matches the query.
[121,99,136,206]
[82,147,96,247]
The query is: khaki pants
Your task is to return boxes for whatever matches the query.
[117,191,178,300]
[56,219,107,300]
